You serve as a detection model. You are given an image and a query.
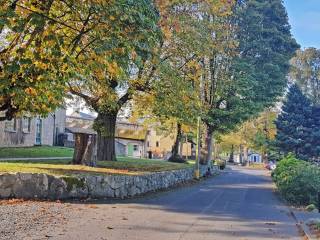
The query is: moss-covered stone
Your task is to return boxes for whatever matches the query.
[61,176,85,191]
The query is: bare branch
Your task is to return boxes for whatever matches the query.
[68,82,99,110]
[118,92,131,107]
[75,38,97,59]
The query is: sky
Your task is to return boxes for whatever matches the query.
[283,0,320,49]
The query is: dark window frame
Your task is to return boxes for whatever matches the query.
[23,117,32,133]
[4,118,17,132]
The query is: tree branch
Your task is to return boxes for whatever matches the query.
[118,92,131,107]
[71,7,94,53]
[0,100,18,121]
[16,3,81,32]
[178,54,196,70]
[68,82,99,110]
[75,37,97,59]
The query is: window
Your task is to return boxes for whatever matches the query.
[147,130,151,135]
[133,145,138,151]
[23,117,31,133]
[156,141,159,147]
[4,118,17,132]
[147,141,150,147]
[35,118,42,145]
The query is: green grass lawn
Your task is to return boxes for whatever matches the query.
[0,146,74,158]
[0,157,193,176]
[99,156,193,172]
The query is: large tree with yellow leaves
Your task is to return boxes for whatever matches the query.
[0,0,161,162]
[133,0,234,162]
[66,0,161,162]
[0,0,67,120]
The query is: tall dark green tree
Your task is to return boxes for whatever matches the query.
[275,84,314,160]
[201,0,299,163]
[310,106,320,159]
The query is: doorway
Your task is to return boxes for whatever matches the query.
[127,144,133,156]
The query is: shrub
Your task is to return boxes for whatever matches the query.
[272,154,320,206]
[306,204,317,212]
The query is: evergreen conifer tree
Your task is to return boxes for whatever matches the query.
[275,84,314,160]
[310,106,320,159]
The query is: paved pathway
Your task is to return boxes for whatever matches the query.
[46,166,301,240]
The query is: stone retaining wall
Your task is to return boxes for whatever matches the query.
[0,165,218,200]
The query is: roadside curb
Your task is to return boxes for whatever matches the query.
[290,210,316,240]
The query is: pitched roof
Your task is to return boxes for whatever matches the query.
[69,111,96,120]
[65,115,146,141]
[66,127,96,135]
[115,128,146,141]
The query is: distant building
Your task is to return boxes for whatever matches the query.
[115,121,146,158]
[65,112,195,159]
[0,108,195,160]
[248,153,262,163]
[145,127,195,159]
[0,109,66,147]
[232,151,262,164]
[65,112,147,158]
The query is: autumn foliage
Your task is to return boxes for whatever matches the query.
[0,0,299,163]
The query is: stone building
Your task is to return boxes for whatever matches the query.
[64,111,195,160]
[115,122,146,158]
[0,109,66,147]
[145,127,195,159]
[65,112,147,158]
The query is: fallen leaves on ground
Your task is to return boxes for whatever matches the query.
[88,205,99,209]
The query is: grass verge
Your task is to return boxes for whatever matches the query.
[0,146,74,158]
[0,157,193,176]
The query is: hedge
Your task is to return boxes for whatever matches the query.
[272,154,320,206]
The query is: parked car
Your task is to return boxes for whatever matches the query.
[265,161,277,171]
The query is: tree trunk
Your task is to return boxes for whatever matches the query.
[239,145,243,164]
[206,128,214,163]
[82,135,97,166]
[95,112,117,161]
[229,145,234,163]
[73,133,89,165]
[169,123,185,163]
[244,147,249,165]
[213,142,218,161]
[262,150,268,163]
[179,137,183,157]
[201,126,213,165]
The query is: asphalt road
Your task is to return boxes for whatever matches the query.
[49,166,300,240]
